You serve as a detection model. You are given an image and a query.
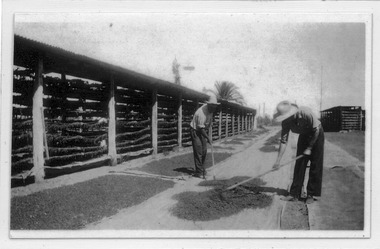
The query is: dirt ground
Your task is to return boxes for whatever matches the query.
[11,175,175,230]
[10,127,365,233]
[83,127,364,232]
[307,140,365,230]
[84,128,293,230]
[171,177,273,221]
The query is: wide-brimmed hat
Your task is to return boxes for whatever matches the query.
[273,100,298,122]
[206,95,220,105]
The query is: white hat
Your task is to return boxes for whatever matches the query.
[273,100,298,122]
[206,95,220,105]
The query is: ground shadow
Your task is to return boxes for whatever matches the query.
[212,146,235,151]
[259,145,278,153]
[173,167,195,175]
[254,186,289,196]
[259,130,281,153]
[136,152,233,177]
[234,138,252,141]
[244,134,257,138]
[199,177,288,197]
[222,140,244,145]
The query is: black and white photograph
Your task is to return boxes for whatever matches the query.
[0,1,378,248]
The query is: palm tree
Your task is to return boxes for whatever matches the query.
[208,81,245,105]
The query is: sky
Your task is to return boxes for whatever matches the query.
[14,13,367,117]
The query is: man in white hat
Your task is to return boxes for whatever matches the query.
[190,95,220,178]
[273,100,324,204]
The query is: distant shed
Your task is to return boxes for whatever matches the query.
[320,106,365,132]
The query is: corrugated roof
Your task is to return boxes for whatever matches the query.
[321,106,362,112]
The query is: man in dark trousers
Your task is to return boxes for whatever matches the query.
[190,95,220,178]
[273,100,324,204]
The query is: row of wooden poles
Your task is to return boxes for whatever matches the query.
[30,56,255,182]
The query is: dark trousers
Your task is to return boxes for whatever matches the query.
[190,129,207,174]
[289,127,324,197]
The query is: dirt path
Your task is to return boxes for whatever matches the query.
[307,140,365,230]
[85,128,298,230]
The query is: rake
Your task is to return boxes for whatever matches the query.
[210,142,216,180]
[224,155,304,191]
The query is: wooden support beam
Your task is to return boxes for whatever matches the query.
[61,73,67,122]
[238,110,241,134]
[177,93,182,147]
[232,113,235,136]
[251,113,253,130]
[225,112,229,139]
[218,109,222,140]
[246,112,248,131]
[32,54,45,182]
[41,107,49,159]
[108,73,117,166]
[242,112,244,132]
[152,89,158,156]
[246,113,249,131]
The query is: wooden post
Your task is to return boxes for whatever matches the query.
[61,73,67,122]
[177,93,182,147]
[225,112,229,139]
[41,107,49,159]
[152,89,158,156]
[232,112,235,136]
[32,54,45,182]
[247,113,249,131]
[253,112,257,130]
[242,111,245,132]
[250,112,253,130]
[108,73,117,166]
[241,111,245,133]
[238,110,241,134]
[218,109,222,140]
[252,112,255,129]
[246,112,248,131]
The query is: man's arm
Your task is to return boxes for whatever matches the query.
[273,123,290,169]
[304,125,321,155]
[200,128,212,144]
[273,141,288,169]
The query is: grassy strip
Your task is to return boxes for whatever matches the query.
[324,131,365,162]
[11,175,174,230]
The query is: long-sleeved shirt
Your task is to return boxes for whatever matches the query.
[280,106,321,149]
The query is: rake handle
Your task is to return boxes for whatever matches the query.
[225,155,304,191]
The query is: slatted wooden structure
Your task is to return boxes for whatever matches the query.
[320,106,365,132]
[11,35,256,185]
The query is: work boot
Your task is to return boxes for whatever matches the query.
[202,170,207,179]
[192,171,203,178]
[306,195,314,204]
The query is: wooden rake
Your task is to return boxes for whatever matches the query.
[224,155,304,191]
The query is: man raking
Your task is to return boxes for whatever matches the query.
[273,100,325,204]
[190,95,220,178]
